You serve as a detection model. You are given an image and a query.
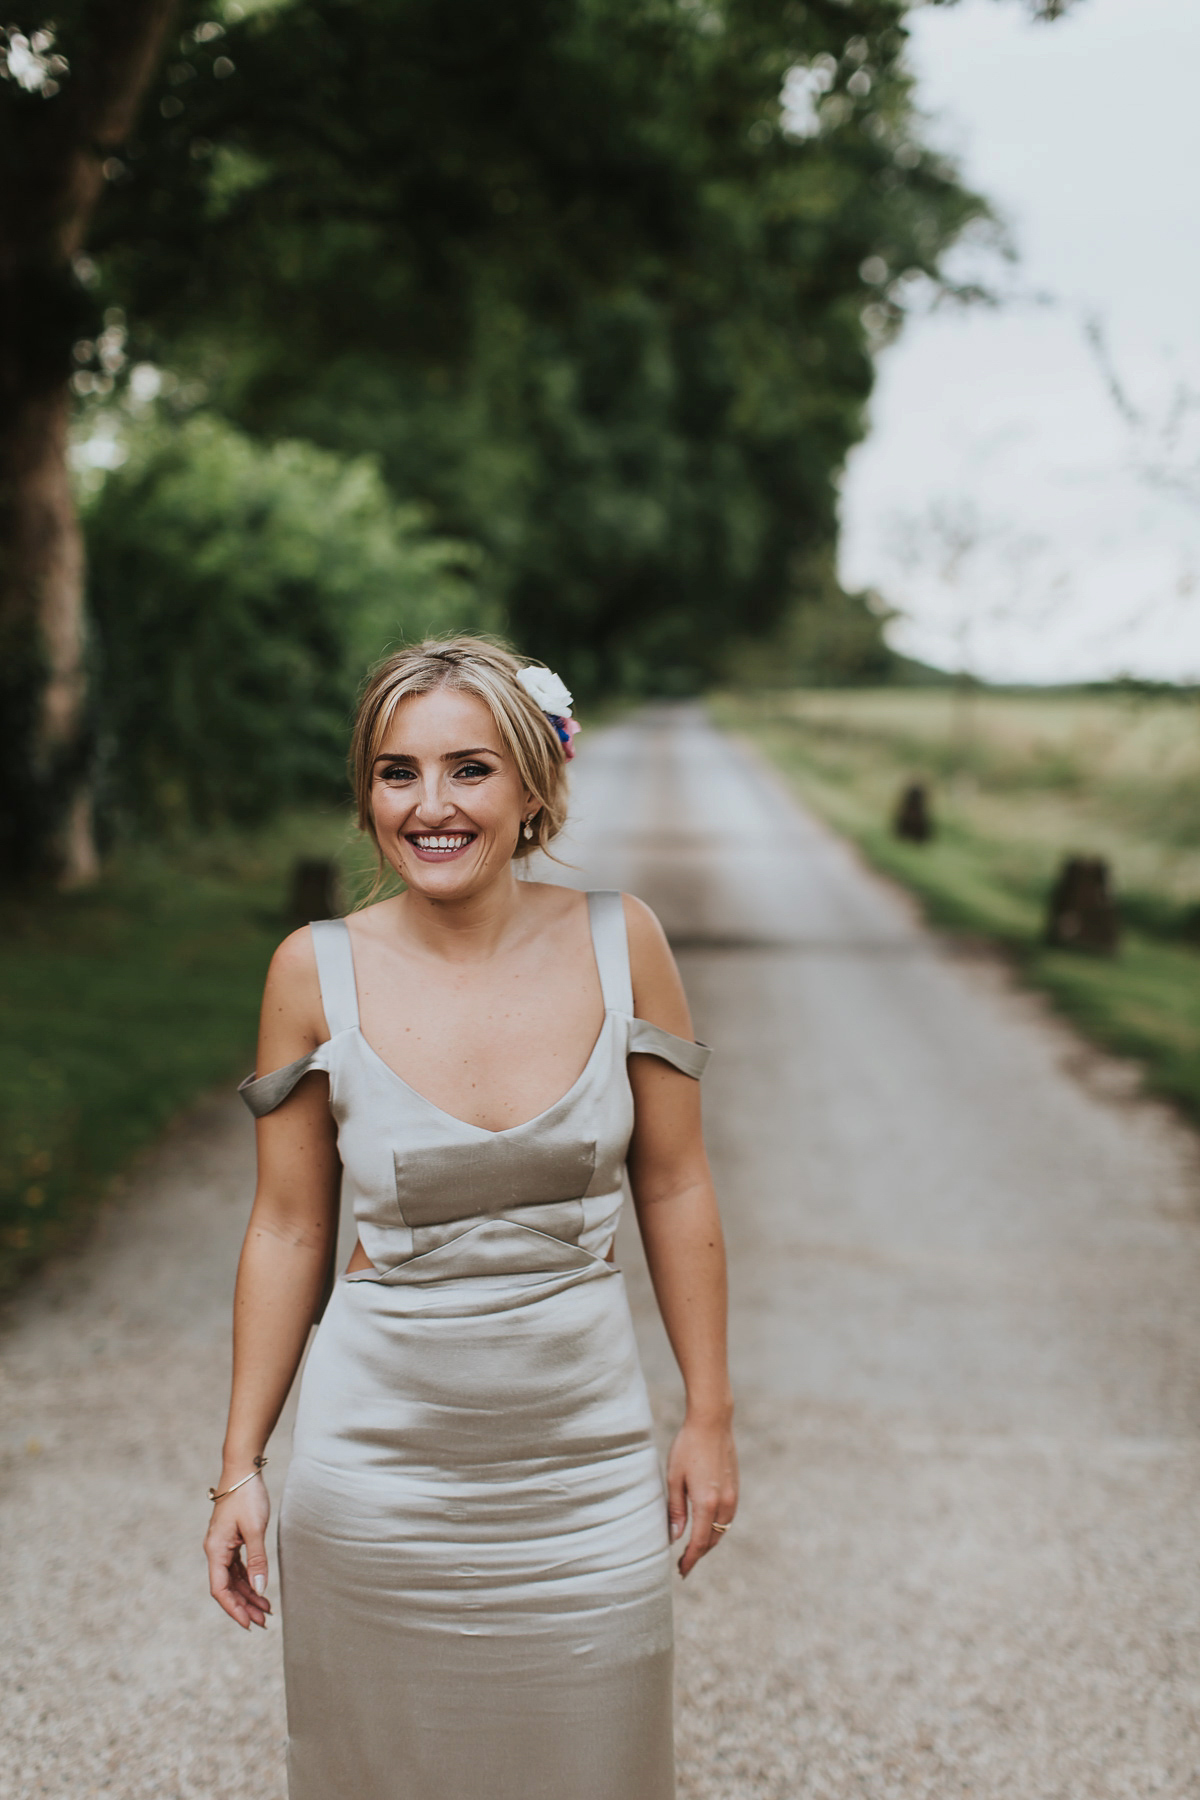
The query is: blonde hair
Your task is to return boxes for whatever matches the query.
[349,636,571,897]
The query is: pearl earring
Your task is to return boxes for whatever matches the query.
[523,820,534,842]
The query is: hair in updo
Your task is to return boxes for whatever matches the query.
[349,637,571,894]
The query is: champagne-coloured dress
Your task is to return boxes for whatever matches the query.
[239,892,709,1800]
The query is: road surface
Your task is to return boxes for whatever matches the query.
[4,706,1200,1799]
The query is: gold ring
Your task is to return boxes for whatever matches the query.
[711,1521,731,1534]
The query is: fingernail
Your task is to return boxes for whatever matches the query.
[252,1574,266,1596]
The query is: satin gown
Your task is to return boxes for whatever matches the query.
[239,892,710,1800]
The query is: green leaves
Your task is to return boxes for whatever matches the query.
[85,413,487,831]
[84,0,993,701]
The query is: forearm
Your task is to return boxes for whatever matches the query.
[633,1179,733,1422]
[220,1215,330,1474]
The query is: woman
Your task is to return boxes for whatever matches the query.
[204,637,737,1800]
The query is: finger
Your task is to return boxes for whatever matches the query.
[208,1544,256,1629]
[242,1519,271,1612]
[678,1498,717,1578]
[207,1521,271,1629]
[234,1562,271,1622]
[712,1487,738,1540]
[229,1550,272,1627]
[666,1466,688,1545]
[228,1547,273,1622]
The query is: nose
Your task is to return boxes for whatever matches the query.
[411,777,456,825]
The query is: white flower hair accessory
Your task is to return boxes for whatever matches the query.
[516,664,572,715]
[516,664,580,760]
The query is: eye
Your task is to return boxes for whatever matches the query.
[377,762,415,783]
[454,761,492,779]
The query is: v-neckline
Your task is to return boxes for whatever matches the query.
[353,1013,615,1138]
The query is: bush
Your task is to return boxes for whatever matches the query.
[84,413,488,834]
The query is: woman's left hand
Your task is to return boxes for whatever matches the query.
[666,1413,738,1577]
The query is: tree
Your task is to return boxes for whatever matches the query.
[0,3,178,883]
[1085,315,1200,515]
[1,0,1072,884]
[99,0,991,683]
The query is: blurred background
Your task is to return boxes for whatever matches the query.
[1,0,1196,1295]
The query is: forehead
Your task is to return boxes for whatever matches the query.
[377,684,505,754]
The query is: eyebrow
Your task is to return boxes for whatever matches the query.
[372,747,500,764]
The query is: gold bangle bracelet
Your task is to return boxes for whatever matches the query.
[208,1455,267,1503]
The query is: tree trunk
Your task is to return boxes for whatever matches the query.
[0,387,95,883]
[0,0,177,885]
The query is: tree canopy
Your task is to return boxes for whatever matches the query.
[3,0,1055,867]
[91,0,990,696]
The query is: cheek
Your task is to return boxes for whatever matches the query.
[475,785,524,828]
[370,786,411,832]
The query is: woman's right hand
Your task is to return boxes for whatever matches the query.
[204,1474,272,1630]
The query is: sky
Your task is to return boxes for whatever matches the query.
[838,0,1200,683]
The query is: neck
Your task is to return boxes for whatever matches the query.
[395,864,528,963]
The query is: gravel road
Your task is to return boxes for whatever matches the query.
[4,704,1200,1799]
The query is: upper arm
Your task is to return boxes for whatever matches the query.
[622,894,694,1038]
[252,929,340,1234]
[622,895,710,1202]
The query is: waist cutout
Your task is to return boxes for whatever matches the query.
[350,1195,619,1287]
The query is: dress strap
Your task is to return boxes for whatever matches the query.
[237,918,354,1117]
[238,1047,329,1117]
[311,917,360,1035]
[587,890,633,1015]
[628,1018,711,1080]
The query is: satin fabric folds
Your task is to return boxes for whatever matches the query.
[238,893,710,1800]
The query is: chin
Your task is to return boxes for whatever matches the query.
[399,847,498,891]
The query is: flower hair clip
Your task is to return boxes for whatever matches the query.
[516,665,581,761]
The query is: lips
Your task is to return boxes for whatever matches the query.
[406,832,477,859]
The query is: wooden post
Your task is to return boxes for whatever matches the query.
[893,782,934,844]
[1045,856,1120,954]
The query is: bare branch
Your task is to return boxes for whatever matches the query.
[1083,315,1200,511]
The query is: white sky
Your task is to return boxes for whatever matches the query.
[838,0,1200,683]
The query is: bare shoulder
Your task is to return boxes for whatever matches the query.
[517,879,592,935]
[520,878,588,912]
[342,893,405,947]
[621,894,693,1037]
[621,891,670,961]
[266,923,320,997]
[260,925,327,1057]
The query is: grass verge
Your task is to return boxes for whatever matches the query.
[0,808,369,1295]
[714,689,1200,1126]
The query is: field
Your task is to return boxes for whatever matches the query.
[0,809,376,1295]
[713,687,1200,1121]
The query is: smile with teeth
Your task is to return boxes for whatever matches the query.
[408,832,476,857]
